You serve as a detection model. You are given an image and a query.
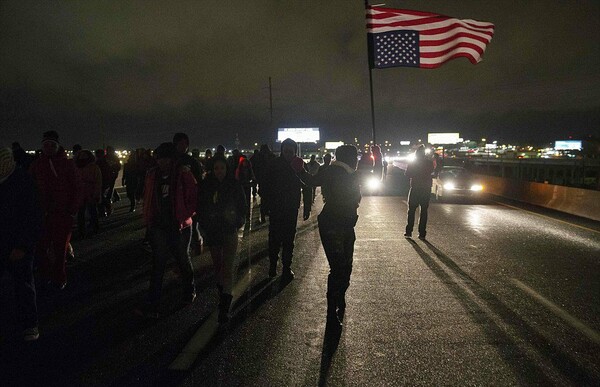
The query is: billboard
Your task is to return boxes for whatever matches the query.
[555,140,582,150]
[428,132,460,144]
[325,141,344,149]
[277,128,320,143]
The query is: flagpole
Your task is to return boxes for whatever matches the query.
[365,0,376,145]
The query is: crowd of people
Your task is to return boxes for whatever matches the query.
[2,130,402,341]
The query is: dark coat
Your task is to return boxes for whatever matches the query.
[30,149,81,216]
[0,168,42,256]
[261,156,311,214]
[197,176,247,246]
[301,161,361,227]
[405,156,434,191]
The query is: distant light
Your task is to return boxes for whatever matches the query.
[443,182,455,190]
[470,184,483,191]
[366,177,382,190]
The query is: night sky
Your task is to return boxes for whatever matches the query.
[1,0,599,150]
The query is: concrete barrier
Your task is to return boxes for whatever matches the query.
[475,174,600,221]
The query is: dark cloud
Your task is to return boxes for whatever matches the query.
[1,0,599,149]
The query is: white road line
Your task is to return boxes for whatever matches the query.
[495,201,600,234]
[511,278,600,344]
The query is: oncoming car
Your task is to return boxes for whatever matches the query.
[431,166,483,201]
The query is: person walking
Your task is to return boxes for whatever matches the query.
[198,155,247,323]
[29,131,81,290]
[307,154,320,203]
[138,142,197,318]
[235,154,254,221]
[261,138,312,281]
[75,150,102,237]
[0,147,42,340]
[295,145,361,330]
[173,133,203,254]
[404,145,434,240]
[253,144,275,224]
[122,151,139,212]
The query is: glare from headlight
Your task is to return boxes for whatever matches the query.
[470,184,483,191]
[443,182,455,190]
[367,177,382,190]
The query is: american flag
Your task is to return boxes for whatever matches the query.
[366,6,495,69]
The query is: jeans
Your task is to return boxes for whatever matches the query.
[77,202,99,236]
[406,188,430,236]
[36,214,73,285]
[268,208,299,269]
[318,216,355,299]
[147,226,195,307]
[1,253,38,329]
[209,233,238,294]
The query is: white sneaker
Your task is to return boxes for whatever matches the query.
[24,327,40,341]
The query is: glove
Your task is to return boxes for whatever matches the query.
[290,156,305,173]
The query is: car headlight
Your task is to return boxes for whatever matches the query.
[367,177,382,190]
[470,184,483,191]
[443,182,455,190]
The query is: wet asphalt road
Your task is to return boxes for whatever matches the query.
[1,171,599,386]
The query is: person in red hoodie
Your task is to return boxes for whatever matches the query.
[137,142,198,319]
[30,131,81,290]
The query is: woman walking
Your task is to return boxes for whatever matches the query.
[198,155,247,323]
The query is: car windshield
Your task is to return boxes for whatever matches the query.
[440,168,471,180]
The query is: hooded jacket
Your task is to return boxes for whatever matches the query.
[30,148,82,216]
[261,155,311,214]
[143,165,197,231]
[76,150,102,205]
[301,160,361,226]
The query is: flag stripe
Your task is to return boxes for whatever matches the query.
[366,6,494,69]
[420,42,485,58]
[367,7,439,18]
[368,19,494,36]
[420,31,492,47]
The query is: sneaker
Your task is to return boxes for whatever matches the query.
[418,234,426,240]
[403,232,412,238]
[24,327,39,341]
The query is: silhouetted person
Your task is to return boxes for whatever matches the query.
[307,154,320,203]
[198,155,246,323]
[137,143,197,319]
[262,138,312,281]
[253,144,275,223]
[173,133,203,253]
[1,147,42,340]
[404,145,434,239]
[296,145,361,330]
[75,150,102,237]
[122,152,139,212]
[30,131,81,290]
[11,142,34,170]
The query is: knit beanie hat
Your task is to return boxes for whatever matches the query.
[0,147,16,183]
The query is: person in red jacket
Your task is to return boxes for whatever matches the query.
[137,142,198,319]
[30,131,81,290]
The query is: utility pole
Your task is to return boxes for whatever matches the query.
[269,76,273,126]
